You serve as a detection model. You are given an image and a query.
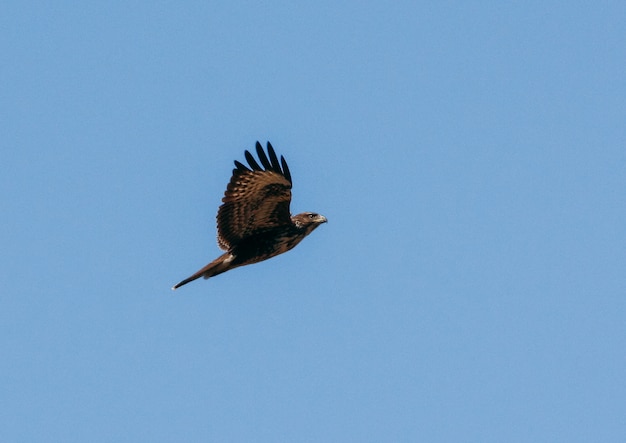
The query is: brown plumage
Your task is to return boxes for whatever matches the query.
[172,141,327,290]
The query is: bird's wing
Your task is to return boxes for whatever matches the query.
[216,141,293,250]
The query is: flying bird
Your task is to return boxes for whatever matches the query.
[172,141,327,289]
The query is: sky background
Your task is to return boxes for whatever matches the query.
[2,1,625,441]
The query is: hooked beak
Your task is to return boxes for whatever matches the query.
[317,215,328,223]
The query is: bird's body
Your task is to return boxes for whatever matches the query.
[172,142,326,290]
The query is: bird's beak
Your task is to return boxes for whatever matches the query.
[318,215,328,223]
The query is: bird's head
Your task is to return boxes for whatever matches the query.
[292,212,328,234]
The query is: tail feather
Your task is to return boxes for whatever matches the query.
[171,253,235,290]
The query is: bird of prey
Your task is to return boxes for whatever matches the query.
[172,141,327,289]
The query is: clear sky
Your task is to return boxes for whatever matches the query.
[2,1,625,441]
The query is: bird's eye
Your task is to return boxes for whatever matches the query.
[308,213,316,218]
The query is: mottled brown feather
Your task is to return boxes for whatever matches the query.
[216,145,293,250]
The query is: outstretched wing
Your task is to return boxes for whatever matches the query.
[216,141,293,250]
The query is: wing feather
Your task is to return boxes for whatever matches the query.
[256,142,272,169]
[280,155,291,184]
[244,151,262,171]
[217,142,293,250]
[267,142,282,171]
[234,160,250,172]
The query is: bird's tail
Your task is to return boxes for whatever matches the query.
[171,253,235,290]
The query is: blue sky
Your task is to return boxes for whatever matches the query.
[2,1,625,441]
